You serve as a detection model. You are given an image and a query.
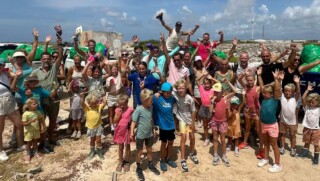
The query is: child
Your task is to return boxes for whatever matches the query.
[279,76,300,157]
[130,89,160,180]
[196,74,217,146]
[298,85,320,166]
[226,96,244,157]
[113,94,133,173]
[210,80,236,167]
[106,65,123,134]
[153,82,177,171]
[68,80,84,139]
[81,93,107,160]
[22,98,45,163]
[257,69,282,173]
[173,79,199,172]
[238,73,264,159]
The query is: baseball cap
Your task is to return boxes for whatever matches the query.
[25,75,38,81]
[176,21,182,26]
[195,55,202,61]
[0,58,5,65]
[161,82,172,92]
[231,96,240,105]
[212,83,222,92]
[12,51,26,58]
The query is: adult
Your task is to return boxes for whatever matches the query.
[156,12,199,51]
[31,37,63,145]
[214,59,236,94]
[187,31,224,61]
[0,58,24,161]
[67,55,85,88]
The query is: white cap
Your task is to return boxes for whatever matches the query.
[195,55,202,61]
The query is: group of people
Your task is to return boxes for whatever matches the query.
[0,13,320,181]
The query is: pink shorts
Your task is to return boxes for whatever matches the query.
[261,122,279,138]
[210,121,228,133]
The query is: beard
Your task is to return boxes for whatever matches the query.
[42,62,51,68]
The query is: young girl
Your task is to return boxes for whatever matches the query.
[279,76,300,157]
[238,73,264,159]
[173,79,199,172]
[81,93,107,160]
[210,80,236,167]
[226,95,244,157]
[22,98,45,163]
[113,94,133,173]
[106,65,123,134]
[68,80,84,139]
[196,74,217,146]
[298,85,320,166]
[257,69,283,173]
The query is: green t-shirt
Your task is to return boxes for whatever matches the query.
[31,63,58,91]
[132,105,153,139]
[22,110,44,132]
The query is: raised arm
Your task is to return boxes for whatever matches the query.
[161,33,171,73]
[257,67,264,91]
[299,59,320,74]
[74,35,87,57]
[293,75,301,101]
[283,44,297,68]
[44,35,52,53]
[82,61,93,81]
[225,78,237,99]
[56,37,63,69]
[302,85,313,107]
[156,12,172,33]
[273,70,283,100]
[228,37,237,60]
[182,24,200,36]
[10,70,22,92]
[215,31,224,46]
[26,28,39,65]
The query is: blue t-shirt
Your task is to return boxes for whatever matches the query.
[13,62,33,88]
[18,87,50,113]
[260,98,278,124]
[153,95,175,130]
[128,73,159,105]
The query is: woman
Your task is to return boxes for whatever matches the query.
[118,50,132,97]
[214,59,236,94]
[0,59,24,161]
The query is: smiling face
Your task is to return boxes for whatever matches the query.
[26,80,39,89]
[261,50,271,64]
[74,56,82,66]
[262,88,273,100]
[203,33,210,44]
[117,100,128,111]
[239,53,249,69]
[41,54,51,68]
[173,54,182,68]
[138,64,147,77]
[219,60,229,72]
[88,41,96,52]
[177,83,187,97]
[29,100,38,111]
[284,87,294,99]
[111,66,118,76]
[246,76,255,88]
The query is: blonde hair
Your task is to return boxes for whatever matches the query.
[23,97,38,112]
[263,85,273,93]
[86,94,98,104]
[174,79,187,90]
[306,93,320,106]
[284,83,296,92]
[140,89,152,102]
[117,94,129,104]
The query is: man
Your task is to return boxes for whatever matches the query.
[187,31,224,61]
[156,12,199,51]
[32,37,63,146]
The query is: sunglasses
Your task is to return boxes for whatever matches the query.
[153,49,159,52]
[122,53,128,57]
[52,56,58,58]
[294,58,300,62]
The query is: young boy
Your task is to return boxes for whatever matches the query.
[173,79,199,172]
[131,89,160,181]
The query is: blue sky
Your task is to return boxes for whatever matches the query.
[1,0,319,42]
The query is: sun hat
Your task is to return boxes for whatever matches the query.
[161,82,172,92]
[212,82,222,92]
[231,96,240,105]
[12,51,26,58]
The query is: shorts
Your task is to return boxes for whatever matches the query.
[87,125,104,137]
[303,128,320,146]
[261,122,279,138]
[279,121,297,135]
[198,105,212,119]
[243,107,260,121]
[159,129,175,142]
[107,95,118,107]
[0,95,18,116]
[136,136,153,150]
[194,85,200,98]
[43,99,60,120]
[179,121,193,134]
[24,130,40,142]
[210,121,228,133]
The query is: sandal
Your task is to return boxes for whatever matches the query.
[25,155,31,164]
[123,161,130,172]
[116,162,122,173]
[35,152,44,159]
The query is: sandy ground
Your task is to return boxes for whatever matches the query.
[0,95,319,181]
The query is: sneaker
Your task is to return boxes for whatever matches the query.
[166,159,177,168]
[239,142,249,149]
[181,160,188,172]
[76,131,82,139]
[0,151,9,161]
[279,147,286,155]
[71,131,77,138]
[256,150,265,159]
[190,153,199,164]
[226,145,231,152]
[212,156,220,166]
[160,160,167,171]
[156,12,163,20]
[268,164,282,173]
[222,156,230,167]
[298,148,309,158]
[257,159,269,167]
[148,162,160,175]
[290,149,297,157]
[234,150,239,157]
[203,139,210,147]
[136,166,145,181]
[16,145,26,152]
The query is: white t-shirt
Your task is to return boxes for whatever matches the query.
[172,91,195,124]
[302,106,320,129]
[280,94,297,125]
[0,73,12,97]
[235,62,261,94]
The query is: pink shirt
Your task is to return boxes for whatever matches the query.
[245,86,260,110]
[212,97,227,122]
[113,107,134,144]
[192,41,218,61]
[199,85,214,106]
[167,60,190,85]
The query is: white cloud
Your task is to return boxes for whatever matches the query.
[107,11,120,17]
[200,16,207,23]
[259,4,269,14]
[181,5,192,13]
[283,0,320,19]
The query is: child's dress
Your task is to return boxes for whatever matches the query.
[113,107,134,144]
[22,110,45,142]
[70,93,84,120]
[227,110,241,139]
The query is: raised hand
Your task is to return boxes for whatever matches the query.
[232,37,238,46]
[278,70,285,80]
[218,31,223,35]
[293,75,300,83]
[160,33,165,42]
[272,69,279,79]
[15,69,23,77]
[132,35,139,43]
[178,38,184,46]
[45,35,52,43]
[32,28,39,37]
[307,85,314,91]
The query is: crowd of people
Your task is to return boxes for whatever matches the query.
[0,13,320,181]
